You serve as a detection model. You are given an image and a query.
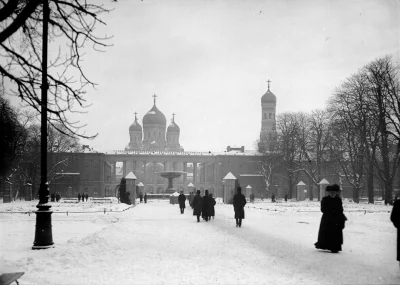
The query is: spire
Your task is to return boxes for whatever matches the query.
[134,112,138,122]
[267,79,271,91]
[152,94,157,105]
[172,113,176,123]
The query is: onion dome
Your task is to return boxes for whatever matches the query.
[261,79,276,104]
[143,96,166,125]
[167,113,180,132]
[129,112,142,131]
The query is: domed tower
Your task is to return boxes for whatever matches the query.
[142,95,167,151]
[259,79,277,151]
[127,112,143,150]
[166,113,184,152]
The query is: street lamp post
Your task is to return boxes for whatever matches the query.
[32,0,54,250]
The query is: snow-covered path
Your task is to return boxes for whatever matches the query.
[0,200,399,285]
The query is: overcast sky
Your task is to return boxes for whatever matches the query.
[9,0,400,152]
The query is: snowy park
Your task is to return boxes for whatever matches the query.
[0,198,399,285]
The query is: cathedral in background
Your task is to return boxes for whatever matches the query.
[126,95,183,152]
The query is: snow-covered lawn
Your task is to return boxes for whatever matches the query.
[0,199,398,285]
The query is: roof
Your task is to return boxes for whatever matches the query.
[319,179,330,184]
[297,181,306,186]
[223,172,237,180]
[143,104,166,125]
[261,89,276,104]
[125,172,137,180]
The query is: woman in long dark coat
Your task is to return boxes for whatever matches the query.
[191,190,203,222]
[233,186,246,227]
[314,184,347,253]
[391,197,400,266]
[210,193,216,219]
[178,191,186,214]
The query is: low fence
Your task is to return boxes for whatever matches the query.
[0,205,134,215]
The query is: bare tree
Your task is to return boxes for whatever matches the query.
[0,0,115,137]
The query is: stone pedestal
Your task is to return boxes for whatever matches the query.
[319,179,330,201]
[125,172,137,205]
[223,172,237,204]
[245,185,252,200]
[2,181,12,203]
[297,181,306,201]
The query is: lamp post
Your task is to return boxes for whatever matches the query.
[33,0,54,249]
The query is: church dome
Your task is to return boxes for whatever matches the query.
[167,121,180,132]
[143,104,166,125]
[129,114,142,131]
[261,89,276,104]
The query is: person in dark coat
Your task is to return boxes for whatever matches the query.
[391,197,400,267]
[314,184,347,253]
[202,190,212,221]
[191,190,203,222]
[284,193,288,202]
[78,193,81,202]
[233,186,247,227]
[271,193,276,203]
[85,193,88,201]
[178,191,186,214]
[144,192,147,203]
[139,192,143,203]
[210,193,216,219]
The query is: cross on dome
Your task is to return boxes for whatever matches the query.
[172,113,176,122]
[267,79,271,91]
[134,112,138,121]
[152,94,157,105]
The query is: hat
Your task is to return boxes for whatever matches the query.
[326,184,340,192]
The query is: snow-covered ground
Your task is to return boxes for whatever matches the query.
[0,198,398,285]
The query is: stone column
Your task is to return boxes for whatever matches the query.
[143,160,147,183]
[123,160,127,177]
[193,162,197,184]
[153,161,157,193]
[319,179,330,201]
[183,162,187,183]
[223,172,236,204]
[125,172,137,205]
[112,161,116,182]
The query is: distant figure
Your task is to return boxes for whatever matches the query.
[391,197,400,269]
[250,193,255,203]
[210,193,216,219]
[178,191,186,214]
[50,192,55,202]
[85,193,88,202]
[56,192,60,202]
[260,193,264,201]
[144,192,147,203]
[284,193,288,202]
[314,184,347,253]
[191,190,203,222]
[139,192,143,203]
[81,193,85,202]
[271,193,276,203]
[233,186,247,227]
[202,190,212,221]
[78,193,81,202]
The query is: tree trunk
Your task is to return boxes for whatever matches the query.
[367,163,374,204]
[353,185,359,203]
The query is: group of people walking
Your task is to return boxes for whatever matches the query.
[78,193,88,202]
[139,192,147,203]
[50,192,61,202]
[177,187,247,227]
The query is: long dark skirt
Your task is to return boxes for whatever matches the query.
[315,218,343,252]
[234,208,245,219]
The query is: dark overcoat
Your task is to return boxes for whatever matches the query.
[210,197,216,217]
[202,194,213,217]
[233,193,246,219]
[391,199,400,261]
[315,195,346,252]
[191,194,202,216]
[178,194,186,209]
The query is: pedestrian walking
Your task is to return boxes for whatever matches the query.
[391,196,400,269]
[233,186,246,227]
[144,192,147,203]
[85,193,88,202]
[314,184,347,253]
[81,193,85,202]
[284,193,288,202]
[191,190,203,222]
[271,193,276,203]
[178,191,186,214]
[210,193,216,219]
[139,192,143,203]
[202,190,212,221]
[78,193,81,202]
